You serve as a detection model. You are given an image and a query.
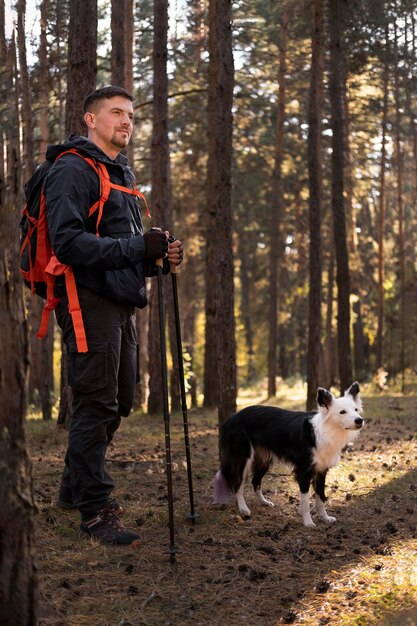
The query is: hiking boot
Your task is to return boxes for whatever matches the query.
[57,497,123,514]
[80,504,141,546]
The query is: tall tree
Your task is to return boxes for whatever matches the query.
[58,0,97,427]
[306,0,324,410]
[208,0,235,425]
[0,20,37,620]
[147,0,180,413]
[65,0,97,136]
[267,8,288,398]
[328,0,352,391]
[393,17,406,391]
[16,0,34,178]
[203,0,219,409]
[111,0,126,86]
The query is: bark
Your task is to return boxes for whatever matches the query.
[238,228,255,385]
[65,0,97,136]
[393,18,406,392]
[0,39,37,622]
[134,307,148,410]
[0,0,6,60]
[39,0,50,160]
[203,0,219,409]
[59,0,97,425]
[0,0,5,208]
[328,0,352,392]
[209,0,236,426]
[28,299,53,420]
[181,252,198,407]
[306,0,324,410]
[111,0,126,86]
[267,9,288,398]
[323,237,337,389]
[376,28,389,370]
[353,299,367,381]
[57,340,72,429]
[148,0,180,413]
[124,0,134,165]
[17,0,34,178]
[55,0,65,140]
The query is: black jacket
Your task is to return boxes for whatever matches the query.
[44,135,149,308]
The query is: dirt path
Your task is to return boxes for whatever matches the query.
[30,389,417,625]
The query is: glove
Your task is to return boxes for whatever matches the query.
[143,229,168,260]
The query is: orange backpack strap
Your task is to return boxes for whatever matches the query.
[37,255,88,353]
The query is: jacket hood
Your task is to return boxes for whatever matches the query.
[45,135,129,167]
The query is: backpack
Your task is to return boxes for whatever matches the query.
[20,148,150,352]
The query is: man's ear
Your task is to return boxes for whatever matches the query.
[317,387,333,409]
[84,111,95,130]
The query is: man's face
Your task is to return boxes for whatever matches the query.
[85,96,134,158]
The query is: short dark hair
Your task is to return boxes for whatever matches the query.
[83,86,134,114]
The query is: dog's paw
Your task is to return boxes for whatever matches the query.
[238,507,251,518]
[303,517,317,528]
[258,494,275,508]
[322,515,336,524]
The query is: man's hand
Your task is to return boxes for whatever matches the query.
[167,238,183,266]
[143,229,168,260]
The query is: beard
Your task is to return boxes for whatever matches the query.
[111,129,131,150]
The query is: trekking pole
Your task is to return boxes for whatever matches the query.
[169,259,199,523]
[156,257,176,562]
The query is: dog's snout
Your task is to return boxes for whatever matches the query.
[354,417,364,428]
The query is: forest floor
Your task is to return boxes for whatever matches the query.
[28,382,417,626]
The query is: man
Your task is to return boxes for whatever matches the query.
[45,86,182,546]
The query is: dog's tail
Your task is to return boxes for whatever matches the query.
[213,413,253,504]
[213,469,233,504]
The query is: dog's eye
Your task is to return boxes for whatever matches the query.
[355,408,358,411]
[340,410,347,414]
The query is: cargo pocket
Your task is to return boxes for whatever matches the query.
[68,341,109,393]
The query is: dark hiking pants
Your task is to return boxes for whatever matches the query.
[55,287,139,519]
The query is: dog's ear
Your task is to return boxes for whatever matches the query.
[345,381,362,410]
[346,381,360,398]
[317,387,333,409]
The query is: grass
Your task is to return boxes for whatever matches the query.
[28,381,417,625]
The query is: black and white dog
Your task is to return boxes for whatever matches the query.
[213,383,364,527]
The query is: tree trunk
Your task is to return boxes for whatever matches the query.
[323,233,337,389]
[111,0,125,86]
[203,0,219,409]
[394,18,406,392]
[124,0,134,165]
[376,29,388,370]
[39,0,50,160]
[306,0,324,410]
[16,0,34,179]
[267,9,288,398]
[328,0,352,392]
[147,0,180,413]
[0,32,37,620]
[208,0,236,426]
[59,0,97,426]
[238,226,255,386]
[65,0,97,137]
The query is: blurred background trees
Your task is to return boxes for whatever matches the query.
[2,0,417,422]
